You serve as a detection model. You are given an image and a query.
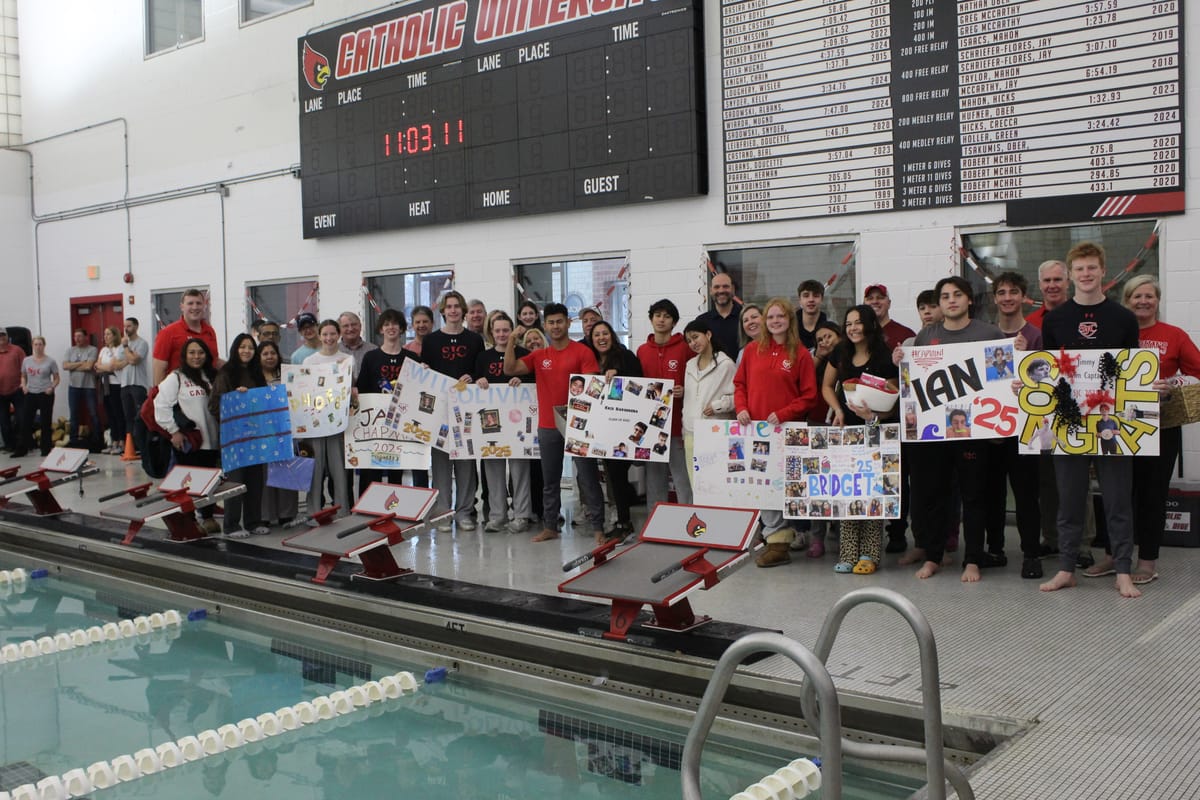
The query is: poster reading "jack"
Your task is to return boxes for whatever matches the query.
[1015,348,1159,456]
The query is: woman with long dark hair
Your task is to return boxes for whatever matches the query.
[588,320,643,541]
[822,304,898,575]
[257,340,299,526]
[155,337,220,533]
[210,333,267,537]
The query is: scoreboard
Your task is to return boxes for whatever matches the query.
[298,0,706,238]
[721,0,1185,226]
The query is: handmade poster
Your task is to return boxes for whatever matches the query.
[384,359,458,452]
[782,423,902,520]
[691,420,784,509]
[898,338,1021,441]
[562,374,675,461]
[447,383,539,460]
[282,358,353,439]
[345,393,433,470]
[1015,348,1159,456]
[219,385,294,471]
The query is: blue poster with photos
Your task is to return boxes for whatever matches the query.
[220,385,294,472]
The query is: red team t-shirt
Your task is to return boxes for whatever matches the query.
[520,341,599,428]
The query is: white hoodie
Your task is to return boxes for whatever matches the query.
[682,350,736,434]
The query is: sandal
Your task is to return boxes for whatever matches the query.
[834,561,854,574]
[1131,571,1158,585]
[806,538,825,559]
[852,557,877,575]
[1082,558,1116,578]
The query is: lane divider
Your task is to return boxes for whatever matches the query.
[3,671,422,799]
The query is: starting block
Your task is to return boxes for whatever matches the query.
[0,448,98,515]
[99,465,245,545]
[559,504,760,642]
[282,482,438,584]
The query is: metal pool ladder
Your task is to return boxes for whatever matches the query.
[680,587,975,800]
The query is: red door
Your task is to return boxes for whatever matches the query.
[69,294,125,439]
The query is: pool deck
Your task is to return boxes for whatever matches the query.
[4,452,1200,800]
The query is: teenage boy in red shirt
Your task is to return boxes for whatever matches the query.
[505,303,606,543]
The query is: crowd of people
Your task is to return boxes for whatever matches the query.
[0,242,1193,596]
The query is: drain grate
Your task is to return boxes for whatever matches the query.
[539,708,682,784]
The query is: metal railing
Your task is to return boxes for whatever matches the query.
[681,588,975,800]
[801,587,975,800]
[681,631,844,800]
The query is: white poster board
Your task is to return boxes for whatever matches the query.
[562,374,675,461]
[1015,348,1160,456]
[282,358,353,439]
[345,393,433,470]
[692,420,784,510]
[783,423,902,520]
[447,383,539,460]
[385,359,458,452]
[898,338,1021,441]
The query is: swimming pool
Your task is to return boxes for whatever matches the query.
[0,556,923,798]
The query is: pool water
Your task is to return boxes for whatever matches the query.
[0,563,921,798]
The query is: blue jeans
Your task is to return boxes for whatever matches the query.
[68,385,99,444]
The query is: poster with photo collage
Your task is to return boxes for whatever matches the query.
[782,423,902,520]
[691,420,784,510]
[447,383,540,460]
[282,358,353,439]
[562,374,674,461]
[384,359,457,452]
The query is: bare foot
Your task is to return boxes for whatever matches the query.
[1039,571,1076,592]
[898,548,926,566]
[532,529,560,542]
[961,564,981,583]
[595,530,606,544]
[1115,574,1143,598]
[915,560,940,579]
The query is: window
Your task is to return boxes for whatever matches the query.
[363,269,453,345]
[513,256,630,344]
[241,0,311,24]
[246,279,319,359]
[708,241,857,325]
[151,288,211,336]
[960,220,1160,320]
[146,0,203,56]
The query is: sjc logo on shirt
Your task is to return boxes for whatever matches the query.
[1077,322,1098,339]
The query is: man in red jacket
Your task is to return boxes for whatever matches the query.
[637,299,694,508]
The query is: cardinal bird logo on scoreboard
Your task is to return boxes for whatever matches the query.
[302,42,331,91]
[384,490,400,511]
[685,512,707,539]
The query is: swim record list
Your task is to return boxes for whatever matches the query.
[721,0,1184,223]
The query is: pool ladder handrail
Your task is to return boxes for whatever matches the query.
[681,631,845,800]
[800,587,975,800]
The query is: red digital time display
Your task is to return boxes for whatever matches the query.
[382,120,465,157]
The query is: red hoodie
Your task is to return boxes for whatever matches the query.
[637,332,692,437]
[733,340,817,422]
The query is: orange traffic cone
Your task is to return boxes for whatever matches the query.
[120,433,139,462]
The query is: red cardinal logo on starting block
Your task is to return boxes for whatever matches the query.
[686,512,707,538]
[181,472,193,489]
[384,490,400,511]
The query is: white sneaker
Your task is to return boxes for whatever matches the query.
[507,518,530,533]
[458,518,477,531]
[484,520,506,532]
[251,525,271,536]
[436,519,453,532]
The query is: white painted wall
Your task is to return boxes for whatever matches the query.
[6,0,1200,468]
